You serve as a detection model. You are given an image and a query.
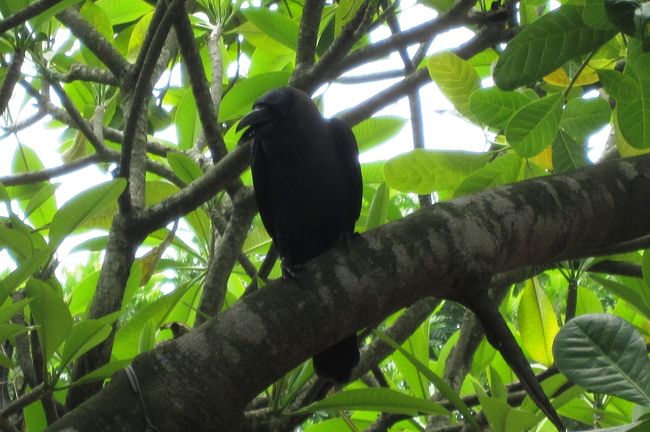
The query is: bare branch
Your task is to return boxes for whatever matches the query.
[0,154,101,186]
[51,63,119,86]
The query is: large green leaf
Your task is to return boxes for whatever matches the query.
[241,8,298,51]
[112,282,194,360]
[49,178,127,248]
[560,97,611,143]
[58,314,118,371]
[0,248,52,303]
[591,275,650,320]
[617,54,650,148]
[10,144,46,200]
[26,279,73,362]
[175,89,200,150]
[473,381,539,432]
[351,116,407,152]
[554,314,650,405]
[365,182,389,230]
[494,6,616,90]
[552,130,588,173]
[294,388,448,417]
[167,152,204,185]
[427,52,481,121]
[470,88,532,130]
[505,93,563,157]
[375,330,478,429]
[219,72,291,122]
[584,0,617,29]
[454,152,524,197]
[95,0,152,25]
[517,278,559,366]
[384,149,490,195]
[24,183,58,230]
[79,1,114,67]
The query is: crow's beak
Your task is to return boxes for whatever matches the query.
[236,106,271,143]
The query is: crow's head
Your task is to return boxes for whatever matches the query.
[236,87,319,143]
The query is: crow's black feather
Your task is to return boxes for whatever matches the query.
[238,87,362,383]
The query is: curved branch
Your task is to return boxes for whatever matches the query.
[0,154,101,186]
[48,153,650,431]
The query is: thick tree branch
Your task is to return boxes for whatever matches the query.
[48,153,650,431]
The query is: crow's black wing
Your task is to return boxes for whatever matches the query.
[328,117,362,231]
[250,140,277,243]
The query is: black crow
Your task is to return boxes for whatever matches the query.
[237,87,363,383]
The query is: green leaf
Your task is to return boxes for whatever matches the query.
[24,183,58,229]
[49,178,127,248]
[112,283,194,360]
[126,11,153,62]
[0,248,52,303]
[560,97,611,143]
[294,388,448,417]
[167,152,204,185]
[10,144,46,200]
[26,279,73,362]
[219,72,291,122]
[79,1,114,67]
[366,183,389,230]
[95,0,152,25]
[427,52,481,121]
[584,0,617,29]
[494,5,617,90]
[73,359,131,386]
[68,271,100,317]
[591,275,650,320]
[0,297,31,323]
[617,54,650,148]
[454,152,524,197]
[0,323,29,342]
[175,89,199,150]
[473,381,539,432]
[241,8,298,51]
[59,315,116,369]
[138,319,156,354]
[470,88,533,130]
[0,225,33,262]
[335,0,364,35]
[374,331,478,429]
[575,286,604,316]
[506,93,563,157]
[384,149,490,195]
[552,130,587,173]
[388,320,431,399]
[554,313,650,405]
[361,161,385,184]
[517,278,559,366]
[351,116,407,153]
